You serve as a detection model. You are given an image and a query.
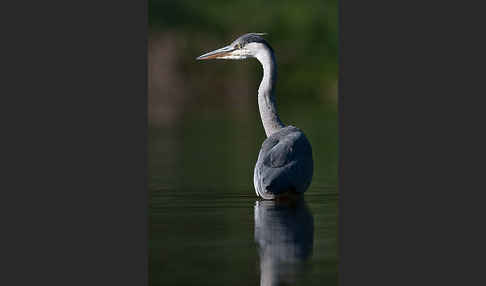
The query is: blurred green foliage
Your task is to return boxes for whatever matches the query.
[149,0,338,104]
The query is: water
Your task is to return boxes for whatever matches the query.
[149,104,338,286]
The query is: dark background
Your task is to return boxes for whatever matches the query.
[148,0,339,188]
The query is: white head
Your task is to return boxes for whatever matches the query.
[196,33,272,61]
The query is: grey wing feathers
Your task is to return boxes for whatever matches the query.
[254,126,313,198]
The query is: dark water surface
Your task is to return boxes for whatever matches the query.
[149,104,338,286]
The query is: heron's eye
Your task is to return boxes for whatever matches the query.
[236,43,242,49]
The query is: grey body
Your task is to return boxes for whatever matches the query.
[254,126,313,199]
[197,33,314,199]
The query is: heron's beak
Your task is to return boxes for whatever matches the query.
[196,45,235,60]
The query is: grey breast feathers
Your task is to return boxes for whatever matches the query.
[255,126,314,197]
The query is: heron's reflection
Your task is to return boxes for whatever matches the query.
[254,199,314,286]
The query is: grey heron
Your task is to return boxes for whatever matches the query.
[197,33,314,200]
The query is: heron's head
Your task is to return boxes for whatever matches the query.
[196,33,271,61]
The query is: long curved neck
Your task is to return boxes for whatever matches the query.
[255,46,285,137]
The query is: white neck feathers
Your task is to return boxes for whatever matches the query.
[255,45,284,137]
